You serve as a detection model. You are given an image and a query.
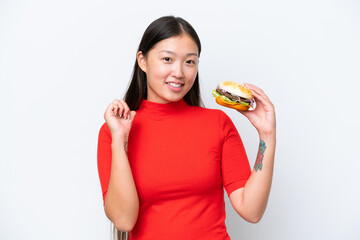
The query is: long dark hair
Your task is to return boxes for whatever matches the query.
[124,16,203,110]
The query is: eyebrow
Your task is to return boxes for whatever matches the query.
[158,50,198,57]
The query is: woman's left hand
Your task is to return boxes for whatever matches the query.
[237,83,276,136]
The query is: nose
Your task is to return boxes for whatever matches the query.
[171,62,184,79]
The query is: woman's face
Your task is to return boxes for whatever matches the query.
[137,34,199,104]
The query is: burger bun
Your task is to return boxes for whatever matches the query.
[215,96,250,111]
[219,81,253,99]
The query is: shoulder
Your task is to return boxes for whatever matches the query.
[189,106,226,118]
[191,107,239,143]
[186,106,235,135]
[199,107,238,135]
[191,106,231,123]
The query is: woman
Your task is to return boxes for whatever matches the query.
[97,16,276,240]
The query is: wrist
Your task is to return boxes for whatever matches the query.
[111,135,129,154]
[111,132,129,143]
[258,130,276,142]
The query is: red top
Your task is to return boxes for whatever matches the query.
[97,99,251,240]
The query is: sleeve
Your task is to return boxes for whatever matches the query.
[219,111,251,197]
[97,122,112,205]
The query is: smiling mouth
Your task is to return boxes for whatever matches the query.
[166,82,184,88]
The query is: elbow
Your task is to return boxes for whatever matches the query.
[104,205,139,232]
[113,219,136,232]
[108,212,138,232]
[235,208,263,224]
[245,215,262,224]
[243,211,264,224]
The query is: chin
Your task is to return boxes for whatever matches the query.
[164,95,184,103]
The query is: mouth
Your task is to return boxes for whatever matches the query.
[165,82,184,92]
[165,82,184,88]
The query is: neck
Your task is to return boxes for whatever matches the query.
[137,98,190,120]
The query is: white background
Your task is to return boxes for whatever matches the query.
[1,0,359,239]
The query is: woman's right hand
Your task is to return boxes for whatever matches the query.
[104,99,136,140]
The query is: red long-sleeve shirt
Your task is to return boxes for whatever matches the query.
[97,99,251,239]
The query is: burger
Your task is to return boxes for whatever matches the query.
[212,81,255,111]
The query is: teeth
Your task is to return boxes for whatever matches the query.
[167,82,182,88]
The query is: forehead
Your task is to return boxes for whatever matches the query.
[151,34,199,54]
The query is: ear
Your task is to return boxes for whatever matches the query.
[137,51,147,73]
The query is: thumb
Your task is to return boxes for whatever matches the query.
[236,109,252,120]
[130,110,137,120]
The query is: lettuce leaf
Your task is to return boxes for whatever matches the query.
[212,90,250,106]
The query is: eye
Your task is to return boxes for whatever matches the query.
[186,59,196,65]
[163,57,172,62]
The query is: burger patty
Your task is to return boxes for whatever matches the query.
[216,87,251,104]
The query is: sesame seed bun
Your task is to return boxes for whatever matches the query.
[218,81,253,99]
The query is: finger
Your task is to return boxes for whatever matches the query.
[250,89,274,110]
[112,99,129,118]
[236,108,256,121]
[129,110,137,121]
[109,99,119,116]
[104,104,113,120]
[245,83,270,102]
[112,100,125,118]
[244,83,271,103]
[105,102,117,117]
[237,108,250,117]
[244,83,262,93]
[244,84,273,108]
[112,103,119,116]
[120,99,130,119]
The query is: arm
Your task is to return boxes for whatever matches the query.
[105,135,139,232]
[102,99,139,232]
[230,83,276,223]
[229,133,275,223]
